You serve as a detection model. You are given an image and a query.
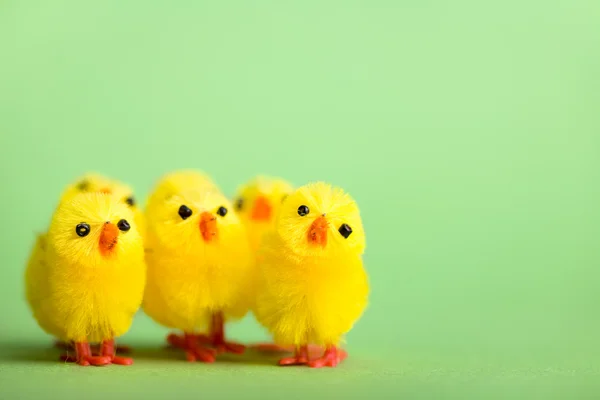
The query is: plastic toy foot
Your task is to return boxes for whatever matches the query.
[308,346,347,368]
[61,342,111,366]
[210,313,245,354]
[181,333,216,363]
[279,345,309,366]
[101,339,133,365]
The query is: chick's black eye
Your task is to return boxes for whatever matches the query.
[235,198,243,211]
[117,219,130,232]
[338,223,352,239]
[297,205,309,216]
[179,205,193,220]
[77,181,89,191]
[76,223,90,237]
[217,206,228,217]
[125,196,135,207]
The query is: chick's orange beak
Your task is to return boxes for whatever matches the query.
[251,196,272,221]
[307,215,328,247]
[200,212,218,242]
[99,187,112,194]
[99,222,119,256]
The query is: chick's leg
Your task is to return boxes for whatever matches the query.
[60,342,111,366]
[278,345,309,366]
[100,339,133,365]
[56,339,131,355]
[307,345,347,368]
[210,312,245,354]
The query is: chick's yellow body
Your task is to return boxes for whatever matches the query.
[30,193,145,343]
[144,232,252,332]
[254,182,369,347]
[25,234,63,338]
[256,234,368,346]
[143,180,253,334]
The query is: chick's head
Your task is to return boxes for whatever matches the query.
[276,182,365,258]
[149,187,244,254]
[234,176,294,225]
[48,192,143,266]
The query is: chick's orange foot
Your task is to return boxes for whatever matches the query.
[55,340,132,354]
[279,345,310,366]
[60,343,111,366]
[308,346,347,368]
[278,346,347,368]
[101,339,133,366]
[180,333,216,363]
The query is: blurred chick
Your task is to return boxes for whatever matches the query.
[254,182,369,368]
[143,179,253,363]
[25,173,145,353]
[233,176,296,353]
[233,175,294,252]
[25,192,145,366]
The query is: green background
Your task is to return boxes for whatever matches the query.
[1,1,599,398]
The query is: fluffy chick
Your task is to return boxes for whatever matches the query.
[143,183,253,362]
[25,193,145,366]
[26,173,145,353]
[254,182,369,368]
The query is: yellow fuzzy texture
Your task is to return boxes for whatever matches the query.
[255,182,369,346]
[143,178,254,333]
[60,172,146,239]
[25,193,146,343]
[145,170,217,216]
[234,176,294,252]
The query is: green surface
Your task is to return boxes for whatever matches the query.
[1,1,599,398]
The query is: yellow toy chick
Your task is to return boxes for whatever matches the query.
[254,182,369,368]
[25,173,145,354]
[233,175,294,252]
[25,192,145,366]
[143,177,253,363]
